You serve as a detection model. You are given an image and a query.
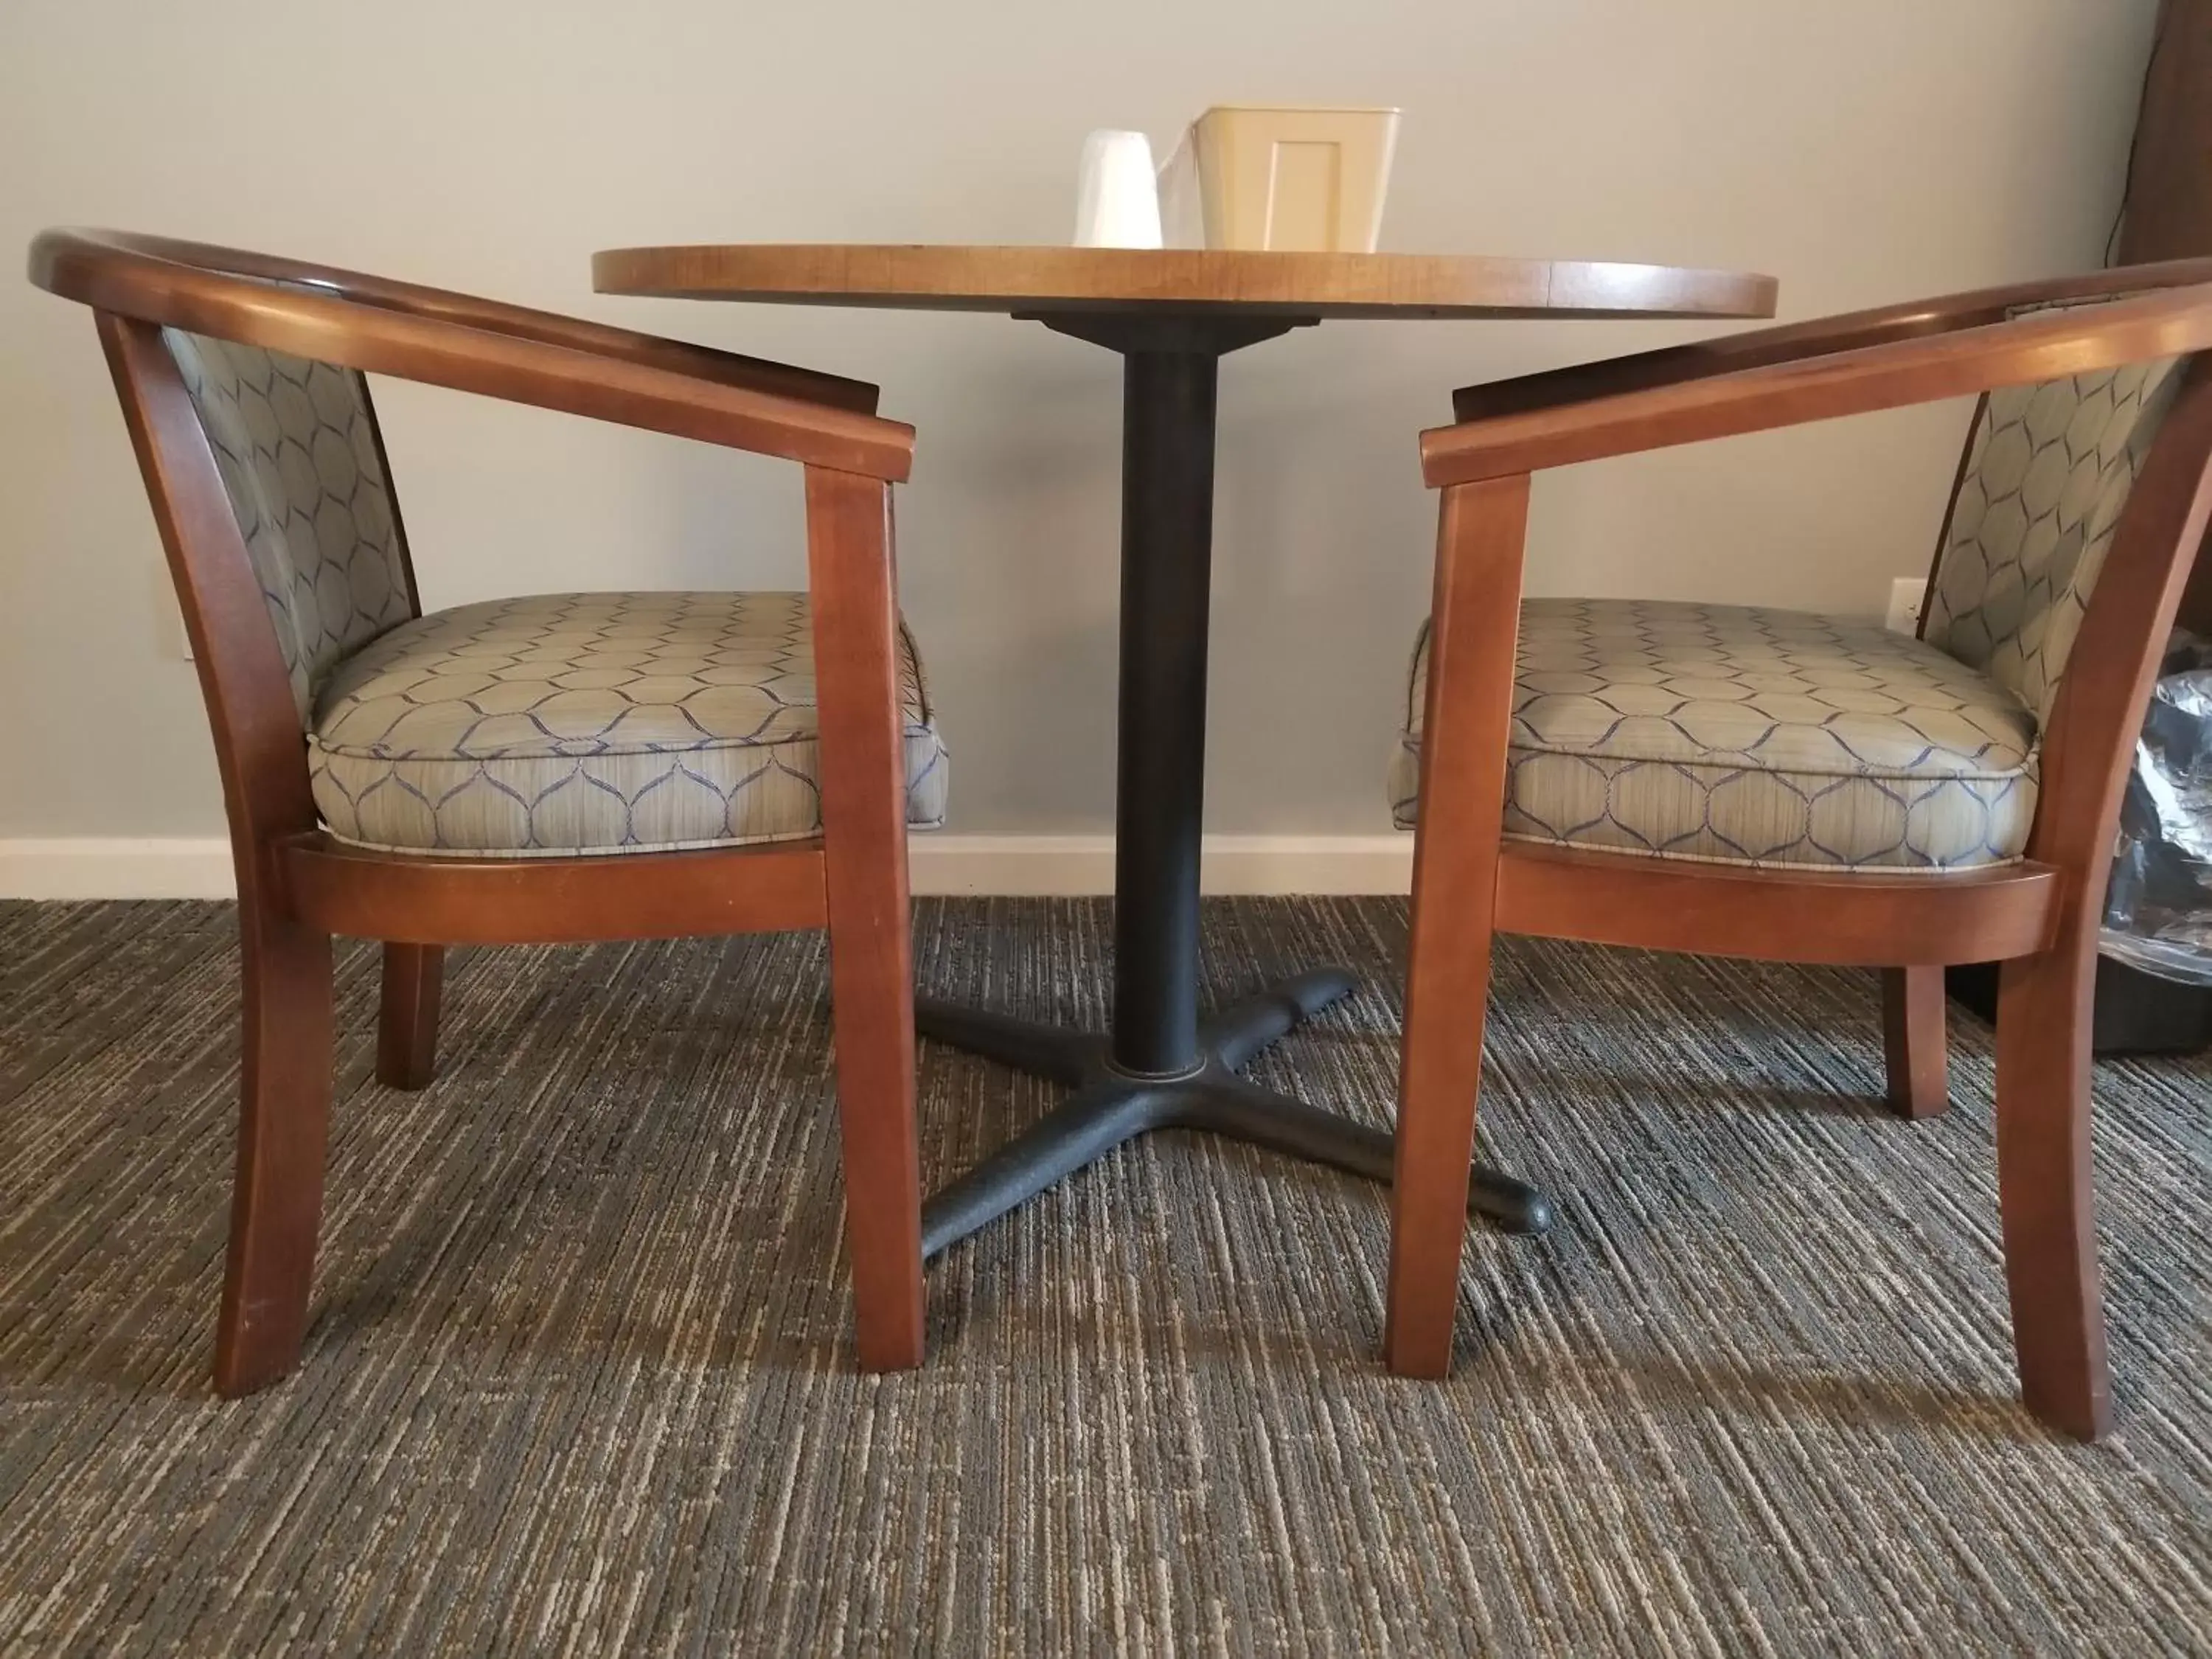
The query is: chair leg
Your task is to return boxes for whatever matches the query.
[376,942,443,1090]
[1384,872,1501,1379]
[1383,476,1531,1379]
[1993,932,2110,1440]
[821,894,926,1373]
[807,467,926,1371]
[1880,965,1949,1119]
[212,911,335,1398]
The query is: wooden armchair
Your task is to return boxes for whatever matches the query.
[28,229,941,1394]
[1384,262,2212,1439]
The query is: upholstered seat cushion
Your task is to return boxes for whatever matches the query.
[1389,598,2040,872]
[308,591,947,856]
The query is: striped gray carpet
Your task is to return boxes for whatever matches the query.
[0,897,2205,1656]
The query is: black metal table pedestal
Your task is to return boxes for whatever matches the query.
[918,313,1554,1259]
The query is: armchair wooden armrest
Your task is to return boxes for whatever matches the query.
[29,228,912,481]
[1452,261,2212,423]
[83,229,885,411]
[1422,279,2212,489]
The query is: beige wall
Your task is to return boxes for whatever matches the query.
[0,0,2160,845]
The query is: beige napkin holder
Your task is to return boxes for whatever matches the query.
[1158,105,1401,253]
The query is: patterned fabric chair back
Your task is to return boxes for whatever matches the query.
[1922,344,2185,726]
[163,329,414,717]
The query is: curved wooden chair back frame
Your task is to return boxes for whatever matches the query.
[27,229,928,1394]
[1388,260,2212,1441]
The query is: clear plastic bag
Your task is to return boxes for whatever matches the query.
[2101,630,2212,984]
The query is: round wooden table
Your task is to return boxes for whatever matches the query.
[594,244,1779,1256]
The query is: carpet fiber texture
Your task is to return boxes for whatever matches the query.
[0,897,2206,1656]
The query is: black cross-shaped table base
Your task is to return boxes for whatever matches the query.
[915,313,1553,1258]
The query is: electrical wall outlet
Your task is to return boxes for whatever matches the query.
[1884,576,1927,636]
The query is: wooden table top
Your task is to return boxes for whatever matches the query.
[591,244,1778,321]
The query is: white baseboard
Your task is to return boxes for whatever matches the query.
[0,838,240,900]
[0,833,1412,901]
[911,834,1412,896]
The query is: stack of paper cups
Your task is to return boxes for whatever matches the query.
[1074,130,1163,249]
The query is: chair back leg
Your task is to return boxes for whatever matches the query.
[212,911,335,1397]
[1880,966,1950,1119]
[377,942,443,1091]
[1994,925,2112,1440]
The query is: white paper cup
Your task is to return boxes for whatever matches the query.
[1074,129,1163,249]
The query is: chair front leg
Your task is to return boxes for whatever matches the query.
[213,903,335,1397]
[1385,475,1531,1378]
[1880,965,1950,1119]
[1993,922,2110,1439]
[806,466,926,1372]
[377,942,443,1090]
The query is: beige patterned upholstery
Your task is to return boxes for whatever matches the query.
[163,330,946,859]
[1391,599,2040,871]
[308,591,947,856]
[1923,357,2183,724]
[164,330,414,714]
[1393,337,2188,873]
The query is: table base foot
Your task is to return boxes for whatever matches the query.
[914,972,1554,1258]
[914,1000,1096,1087]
